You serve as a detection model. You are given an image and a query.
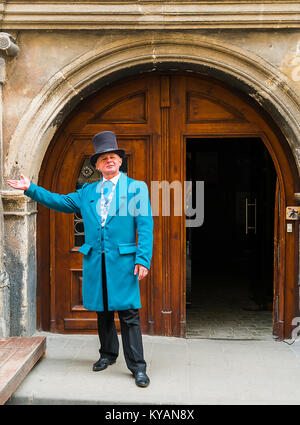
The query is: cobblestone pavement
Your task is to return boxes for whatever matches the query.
[186,270,273,340]
[186,308,273,340]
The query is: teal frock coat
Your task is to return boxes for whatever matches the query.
[24,172,153,311]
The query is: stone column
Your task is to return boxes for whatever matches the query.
[0,55,10,337]
[1,192,37,336]
[0,196,10,337]
[0,33,22,337]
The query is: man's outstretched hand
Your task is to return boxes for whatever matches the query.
[6,174,30,191]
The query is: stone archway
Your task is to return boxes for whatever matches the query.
[5,34,300,180]
[3,34,300,337]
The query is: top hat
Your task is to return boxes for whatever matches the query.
[90,131,125,167]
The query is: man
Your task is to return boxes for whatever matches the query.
[7,131,153,388]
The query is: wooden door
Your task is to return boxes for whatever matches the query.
[53,137,151,332]
[38,72,299,338]
[273,178,281,337]
[39,75,161,334]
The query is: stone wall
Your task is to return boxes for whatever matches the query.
[0,196,10,337]
[0,1,299,336]
[1,192,36,336]
[4,29,300,157]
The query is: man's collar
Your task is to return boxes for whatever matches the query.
[102,172,121,185]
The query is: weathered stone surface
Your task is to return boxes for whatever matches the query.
[0,2,299,338]
[1,192,37,336]
[0,267,10,338]
[2,29,300,169]
[0,124,9,338]
[4,32,300,182]
[0,1,300,30]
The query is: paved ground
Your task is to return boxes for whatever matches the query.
[186,296,273,340]
[6,332,300,405]
[186,269,273,340]
[6,268,281,405]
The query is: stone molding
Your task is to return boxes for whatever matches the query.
[0,189,26,199]
[0,1,300,30]
[4,34,300,183]
[0,190,37,215]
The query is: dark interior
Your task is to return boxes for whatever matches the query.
[186,138,277,319]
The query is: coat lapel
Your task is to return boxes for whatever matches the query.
[89,178,103,226]
[89,172,128,227]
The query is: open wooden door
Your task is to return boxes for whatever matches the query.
[273,178,282,337]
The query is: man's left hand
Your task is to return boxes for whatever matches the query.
[134,264,149,281]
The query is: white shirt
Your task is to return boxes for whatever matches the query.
[100,172,121,227]
[102,172,121,187]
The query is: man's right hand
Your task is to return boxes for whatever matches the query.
[6,174,30,191]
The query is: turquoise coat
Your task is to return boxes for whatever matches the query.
[24,172,153,311]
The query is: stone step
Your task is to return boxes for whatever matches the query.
[0,336,46,405]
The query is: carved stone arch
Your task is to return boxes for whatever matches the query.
[5,34,300,182]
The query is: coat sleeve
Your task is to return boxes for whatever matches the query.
[24,182,85,213]
[134,181,154,270]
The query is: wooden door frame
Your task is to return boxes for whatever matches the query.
[183,132,299,340]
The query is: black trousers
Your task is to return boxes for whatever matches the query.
[96,253,146,374]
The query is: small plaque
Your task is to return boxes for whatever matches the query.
[286,206,300,220]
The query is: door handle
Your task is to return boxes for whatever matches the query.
[245,197,257,234]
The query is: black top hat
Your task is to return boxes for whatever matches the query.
[90,131,125,167]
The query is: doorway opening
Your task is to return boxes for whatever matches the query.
[186,137,277,339]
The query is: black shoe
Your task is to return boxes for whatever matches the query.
[93,358,116,372]
[133,371,150,388]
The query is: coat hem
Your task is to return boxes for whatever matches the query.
[84,304,142,311]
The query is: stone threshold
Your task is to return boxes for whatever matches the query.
[0,336,46,405]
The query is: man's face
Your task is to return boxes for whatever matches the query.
[95,152,122,177]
